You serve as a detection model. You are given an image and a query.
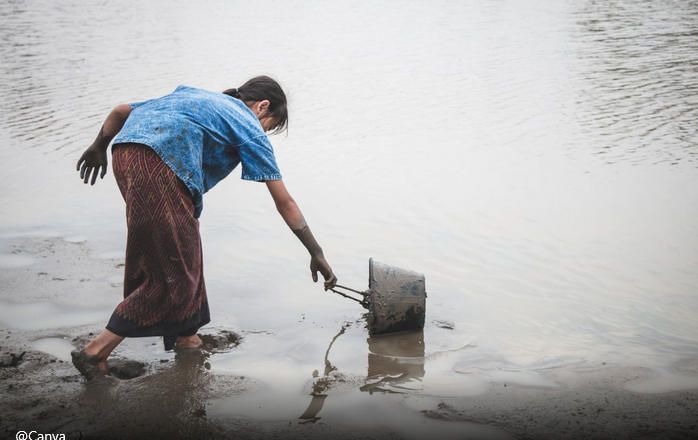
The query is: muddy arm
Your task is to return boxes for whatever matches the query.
[76,103,132,185]
[265,179,337,289]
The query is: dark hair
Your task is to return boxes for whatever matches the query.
[223,75,288,135]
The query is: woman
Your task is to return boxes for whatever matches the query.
[71,76,337,380]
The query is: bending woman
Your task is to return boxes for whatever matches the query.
[71,76,337,380]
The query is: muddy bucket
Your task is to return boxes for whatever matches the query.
[331,258,427,336]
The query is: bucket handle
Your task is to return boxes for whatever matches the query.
[329,285,370,310]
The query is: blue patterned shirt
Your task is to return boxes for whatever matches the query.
[112,85,282,218]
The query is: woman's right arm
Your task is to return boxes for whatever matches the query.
[266,179,337,290]
[76,103,132,185]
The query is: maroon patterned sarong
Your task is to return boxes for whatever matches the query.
[106,143,210,351]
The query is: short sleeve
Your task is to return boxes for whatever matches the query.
[237,135,282,182]
[129,100,149,111]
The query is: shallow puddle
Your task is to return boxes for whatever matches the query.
[31,337,74,362]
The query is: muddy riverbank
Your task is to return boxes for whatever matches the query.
[2,331,698,440]
[1,236,697,440]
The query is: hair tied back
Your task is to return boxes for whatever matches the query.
[222,76,288,134]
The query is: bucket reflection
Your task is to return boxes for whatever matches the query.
[300,327,426,420]
[361,329,425,394]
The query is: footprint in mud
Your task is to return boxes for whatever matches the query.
[107,358,147,380]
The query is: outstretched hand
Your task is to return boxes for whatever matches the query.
[310,254,337,291]
[76,144,108,185]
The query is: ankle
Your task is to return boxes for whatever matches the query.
[83,343,106,361]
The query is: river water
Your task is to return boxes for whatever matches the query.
[1,0,697,434]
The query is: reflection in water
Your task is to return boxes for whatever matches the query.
[361,330,426,394]
[295,327,515,439]
[303,327,426,420]
[299,325,347,420]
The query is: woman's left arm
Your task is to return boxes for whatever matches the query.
[266,179,338,290]
[76,103,132,185]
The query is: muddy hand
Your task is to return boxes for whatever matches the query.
[77,144,108,185]
[310,254,337,291]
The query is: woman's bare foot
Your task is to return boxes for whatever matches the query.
[176,334,203,349]
[72,329,125,380]
[83,345,109,372]
[71,349,110,381]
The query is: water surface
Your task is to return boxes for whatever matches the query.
[1,0,697,431]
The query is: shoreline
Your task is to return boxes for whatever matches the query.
[1,236,697,439]
[2,331,698,440]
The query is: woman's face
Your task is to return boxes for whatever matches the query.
[260,117,277,133]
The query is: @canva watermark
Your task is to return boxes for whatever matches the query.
[16,432,66,440]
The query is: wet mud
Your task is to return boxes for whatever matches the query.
[421,368,698,440]
[1,237,697,440]
[4,327,697,440]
